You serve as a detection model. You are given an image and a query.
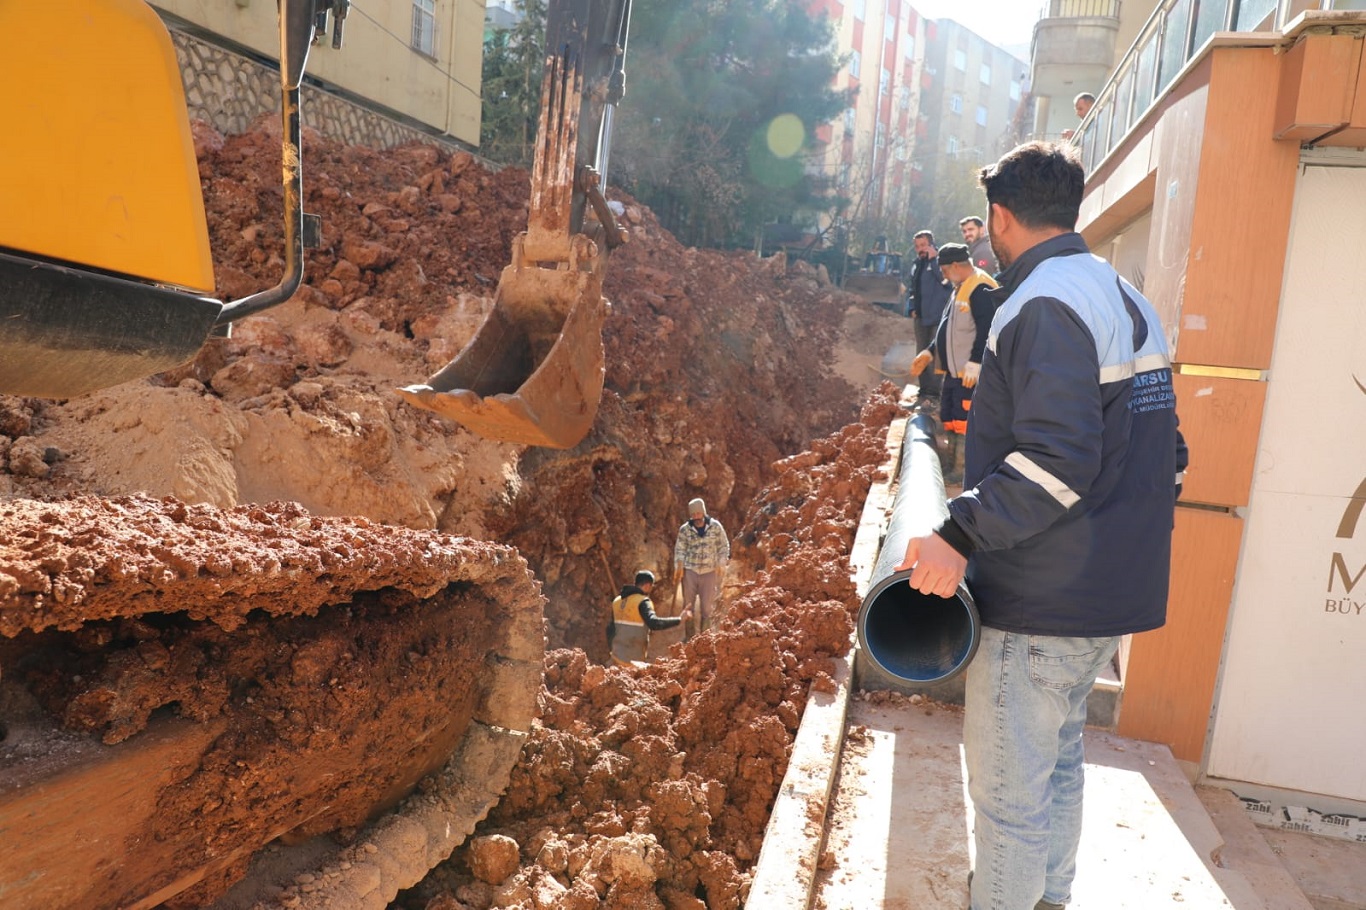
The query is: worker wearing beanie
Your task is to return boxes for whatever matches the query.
[672,498,729,637]
[608,570,690,666]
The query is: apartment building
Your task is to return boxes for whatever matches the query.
[804,0,929,255]
[909,19,1028,239]
[153,0,485,146]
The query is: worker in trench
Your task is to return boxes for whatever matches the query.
[672,498,730,638]
[897,141,1188,910]
[608,570,689,668]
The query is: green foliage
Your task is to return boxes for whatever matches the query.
[612,0,850,248]
[477,0,848,250]
[480,0,549,169]
[907,155,990,247]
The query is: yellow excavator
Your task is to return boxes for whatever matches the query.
[0,0,629,449]
[0,1,630,907]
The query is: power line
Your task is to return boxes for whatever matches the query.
[347,2,482,100]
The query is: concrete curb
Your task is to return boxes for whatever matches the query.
[746,414,906,908]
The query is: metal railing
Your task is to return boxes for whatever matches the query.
[1076,0,1278,172]
[1043,0,1123,18]
[1076,0,1366,172]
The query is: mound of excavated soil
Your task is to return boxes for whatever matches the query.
[0,116,917,909]
[393,389,903,910]
[0,495,542,909]
[0,115,908,660]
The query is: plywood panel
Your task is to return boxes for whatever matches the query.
[1178,49,1302,370]
[1205,163,1366,802]
[1172,372,1267,508]
[1118,507,1242,764]
[1324,36,1366,146]
[1142,74,1210,343]
[1273,34,1359,142]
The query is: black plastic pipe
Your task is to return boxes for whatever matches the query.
[857,414,980,685]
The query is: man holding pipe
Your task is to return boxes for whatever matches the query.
[897,141,1188,910]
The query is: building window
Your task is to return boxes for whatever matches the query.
[980,63,992,85]
[885,13,896,38]
[976,104,987,126]
[844,107,856,131]
[412,0,436,56]
[840,163,852,186]
[947,135,959,156]
[850,51,861,79]
[953,48,966,71]
[904,36,915,60]
[875,122,885,148]
[853,0,866,21]
[950,93,963,114]
[1009,79,1021,101]
[880,69,891,97]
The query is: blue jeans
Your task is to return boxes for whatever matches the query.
[965,626,1120,910]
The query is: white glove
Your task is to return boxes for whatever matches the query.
[962,361,981,388]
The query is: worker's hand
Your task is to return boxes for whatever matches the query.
[681,608,693,623]
[895,533,967,599]
[962,361,981,389]
[910,350,932,377]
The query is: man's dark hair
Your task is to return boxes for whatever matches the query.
[978,142,1084,232]
[635,570,655,586]
[1074,91,1096,105]
[958,216,984,228]
[913,229,935,244]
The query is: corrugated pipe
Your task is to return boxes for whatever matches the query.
[857,414,980,685]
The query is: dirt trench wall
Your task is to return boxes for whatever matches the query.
[394,389,905,910]
[0,117,869,660]
[0,495,544,909]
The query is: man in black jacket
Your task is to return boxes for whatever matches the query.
[898,142,1188,910]
[905,229,952,397]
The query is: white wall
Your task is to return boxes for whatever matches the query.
[1206,160,1366,803]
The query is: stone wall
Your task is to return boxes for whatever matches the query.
[169,29,463,151]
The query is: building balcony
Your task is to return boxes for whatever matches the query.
[1031,0,1124,135]
[1073,0,1366,174]
[1033,0,1123,71]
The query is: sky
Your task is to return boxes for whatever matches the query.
[911,0,1041,60]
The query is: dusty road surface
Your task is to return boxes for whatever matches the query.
[0,117,918,909]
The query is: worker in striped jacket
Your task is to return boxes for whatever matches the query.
[672,497,729,637]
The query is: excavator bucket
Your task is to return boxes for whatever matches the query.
[399,0,631,449]
[0,0,327,400]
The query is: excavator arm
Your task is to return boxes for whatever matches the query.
[397,0,633,449]
[0,0,340,401]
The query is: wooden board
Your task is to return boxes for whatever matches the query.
[1172,371,1267,508]
[1118,507,1243,764]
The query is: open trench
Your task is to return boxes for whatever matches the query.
[0,117,917,909]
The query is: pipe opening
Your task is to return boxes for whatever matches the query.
[859,572,979,684]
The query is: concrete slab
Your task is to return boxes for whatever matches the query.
[1197,785,1316,910]
[813,693,1273,910]
[814,695,971,910]
[1256,827,1366,910]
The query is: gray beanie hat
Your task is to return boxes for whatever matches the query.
[688,498,707,516]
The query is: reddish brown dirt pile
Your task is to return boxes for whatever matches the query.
[0,116,880,660]
[395,388,903,910]
[0,495,542,909]
[0,116,914,908]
